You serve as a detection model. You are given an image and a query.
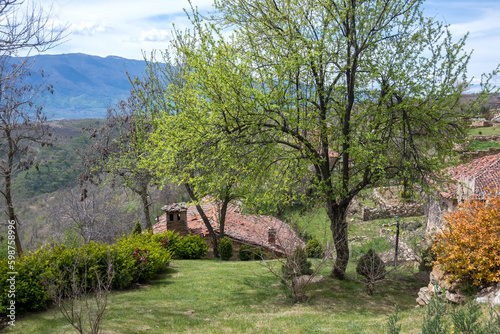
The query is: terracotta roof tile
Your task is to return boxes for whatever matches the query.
[441,152,500,199]
[153,198,304,255]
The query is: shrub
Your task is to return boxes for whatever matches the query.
[150,230,179,254]
[174,234,208,259]
[356,248,386,294]
[282,246,312,278]
[419,245,436,273]
[0,233,173,315]
[113,233,172,287]
[132,221,142,235]
[0,257,49,314]
[218,237,233,261]
[238,244,253,261]
[433,193,500,286]
[305,238,323,258]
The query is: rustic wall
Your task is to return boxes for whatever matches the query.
[461,147,500,161]
[362,204,424,221]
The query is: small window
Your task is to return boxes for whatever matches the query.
[169,214,174,221]
[177,214,181,220]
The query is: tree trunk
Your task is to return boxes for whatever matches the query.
[139,183,152,230]
[5,171,23,256]
[327,202,349,280]
[184,184,220,258]
[218,196,230,240]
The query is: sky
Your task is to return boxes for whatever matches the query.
[39,0,499,84]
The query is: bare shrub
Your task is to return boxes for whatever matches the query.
[350,237,406,295]
[260,235,328,303]
[40,249,115,334]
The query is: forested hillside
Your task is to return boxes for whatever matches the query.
[15,53,147,119]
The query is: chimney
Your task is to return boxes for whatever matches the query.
[268,227,276,245]
[161,203,188,236]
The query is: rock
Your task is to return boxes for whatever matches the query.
[446,290,465,304]
[292,275,326,287]
[417,287,431,305]
[475,283,500,306]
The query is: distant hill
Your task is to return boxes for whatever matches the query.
[15,53,148,119]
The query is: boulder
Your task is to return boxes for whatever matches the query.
[475,283,500,306]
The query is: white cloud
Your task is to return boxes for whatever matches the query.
[139,29,169,42]
[71,21,109,36]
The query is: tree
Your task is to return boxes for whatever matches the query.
[136,50,270,258]
[154,0,496,279]
[0,0,66,256]
[81,89,158,230]
[50,184,133,244]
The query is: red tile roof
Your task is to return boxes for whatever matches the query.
[153,197,305,255]
[440,153,500,199]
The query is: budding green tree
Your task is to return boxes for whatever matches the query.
[147,0,496,277]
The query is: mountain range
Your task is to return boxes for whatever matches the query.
[19,53,148,119]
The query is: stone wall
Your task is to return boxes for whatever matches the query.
[469,134,500,142]
[362,203,424,221]
[461,147,500,162]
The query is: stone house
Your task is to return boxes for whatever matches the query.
[152,197,305,259]
[426,152,500,235]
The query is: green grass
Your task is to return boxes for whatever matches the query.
[467,140,500,151]
[467,126,500,136]
[9,259,430,334]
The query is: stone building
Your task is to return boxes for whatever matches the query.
[426,152,500,235]
[153,197,305,259]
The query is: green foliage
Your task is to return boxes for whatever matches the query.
[252,248,268,261]
[113,233,172,287]
[305,238,323,258]
[173,234,208,259]
[421,288,448,334]
[282,246,313,278]
[238,244,253,261]
[132,221,142,235]
[386,305,401,334]
[356,248,386,280]
[150,230,179,255]
[0,257,49,314]
[419,245,437,273]
[218,237,233,261]
[11,133,91,198]
[0,233,172,315]
[451,299,484,334]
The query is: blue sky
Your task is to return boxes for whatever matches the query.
[41,0,499,84]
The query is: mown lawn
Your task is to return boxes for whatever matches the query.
[8,258,432,334]
[468,126,500,136]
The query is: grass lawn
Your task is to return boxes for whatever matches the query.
[8,259,431,334]
[468,126,500,136]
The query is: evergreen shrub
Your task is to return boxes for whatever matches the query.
[238,244,253,261]
[305,238,323,258]
[218,237,233,261]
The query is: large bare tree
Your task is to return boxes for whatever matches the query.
[0,0,66,256]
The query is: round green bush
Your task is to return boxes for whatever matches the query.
[238,244,253,261]
[218,237,233,261]
[174,234,208,259]
[305,238,323,258]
